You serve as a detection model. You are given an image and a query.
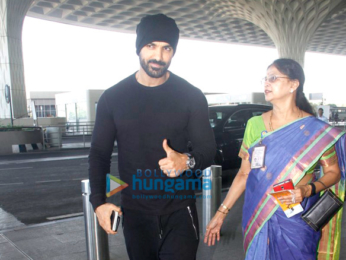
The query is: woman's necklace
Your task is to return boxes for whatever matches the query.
[269,108,302,132]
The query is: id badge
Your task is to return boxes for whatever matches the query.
[251,145,266,169]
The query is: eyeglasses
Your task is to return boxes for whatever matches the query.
[261,75,289,85]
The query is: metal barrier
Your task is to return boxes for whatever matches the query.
[81,180,110,260]
[43,123,95,149]
[202,165,222,235]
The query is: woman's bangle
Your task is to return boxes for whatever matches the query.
[316,180,328,189]
[217,209,228,215]
[221,203,231,211]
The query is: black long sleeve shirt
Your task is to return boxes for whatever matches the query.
[89,72,216,215]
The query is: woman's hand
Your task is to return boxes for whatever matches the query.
[203,212,227,246]
[279,185,311,205]
[202,158,250,246]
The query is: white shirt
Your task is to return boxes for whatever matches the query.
[317,115,328,123]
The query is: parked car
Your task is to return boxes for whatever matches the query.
[209,104,271,171]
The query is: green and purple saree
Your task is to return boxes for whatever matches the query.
[239,116,345,260]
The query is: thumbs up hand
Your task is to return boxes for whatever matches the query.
[158,139,189,178]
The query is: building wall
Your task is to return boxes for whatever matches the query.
[0,0,33,119]
[55,89,103,123]
[55,91,86,122]
[28,91,67,118]
[29,91,66,99]
[86,90,104,122]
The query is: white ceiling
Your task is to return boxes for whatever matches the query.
[27,0,346,55]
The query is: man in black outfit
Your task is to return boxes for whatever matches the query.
[89,14,216,260]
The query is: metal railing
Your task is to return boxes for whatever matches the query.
[0,126,42,132]
[65,121,95,135]
[331,121,346,131]
[43,122,95,149]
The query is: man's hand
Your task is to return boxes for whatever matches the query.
[95,203,122,235]
[158,139,189,178]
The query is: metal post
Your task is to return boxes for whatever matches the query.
[81,180,110,260]
[75,103,79,132]
[59,126,62,149]
[42,128,46,150]
[5,85,13,127]
[9,99,13,127]
[202,165,222,235]
[83,126,86,148]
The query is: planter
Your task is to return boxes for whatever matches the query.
[0,128,43,155]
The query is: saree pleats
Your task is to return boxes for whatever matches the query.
[317,135,346,260]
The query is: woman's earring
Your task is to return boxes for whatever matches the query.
[290,89,294,93]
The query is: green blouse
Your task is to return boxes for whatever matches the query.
[238,116,337,174]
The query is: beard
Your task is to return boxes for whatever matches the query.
[139,56,171,78]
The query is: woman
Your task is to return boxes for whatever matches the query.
[204,58,345,260]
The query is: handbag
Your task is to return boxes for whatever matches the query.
[301,189,343,231]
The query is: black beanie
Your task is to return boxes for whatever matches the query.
[136,14,179,55]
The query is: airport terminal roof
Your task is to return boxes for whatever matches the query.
[27,0,346,55]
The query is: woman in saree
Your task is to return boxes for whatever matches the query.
[204,58,345,260]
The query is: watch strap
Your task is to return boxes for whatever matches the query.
[309,183,316,197]
[183,153,195,169]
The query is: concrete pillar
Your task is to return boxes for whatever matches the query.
[207,0,346,67]
[0,0,33,119]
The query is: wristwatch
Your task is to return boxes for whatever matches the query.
[184,153,196,169]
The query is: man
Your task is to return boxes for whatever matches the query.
[317,107,328,123]
[89,14,216,260]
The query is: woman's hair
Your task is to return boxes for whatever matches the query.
[268,58,315,116]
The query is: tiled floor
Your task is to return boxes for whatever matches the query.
[1,193,345,260]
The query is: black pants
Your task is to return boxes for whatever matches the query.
[122,204,199,260]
